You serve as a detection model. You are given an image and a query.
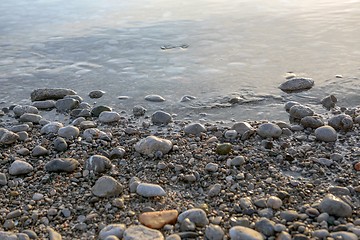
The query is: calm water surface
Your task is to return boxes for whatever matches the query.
[1,0,359,121]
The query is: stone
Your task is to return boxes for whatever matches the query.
[139,210,178,229]
[257,123,282,138]
[208,184,222,197]
[41,122,64,134]
[13,105,39,117]
[321,95,337,110]
[0,128,19,144]
[151,110,172,125]
[279,77,314,92]
[55,98,79,112]
[6,209,22,219]
[33,193,44,201]
[267,196,283,209]
[79,120,96,129]
[109,147,126,159]
[45,158,79,173]
[99,111,121,123]
[184,123,206,135]
[123,225,164,240]
[284,101,300,112]
[10,124,30,133]
[31,88,77,101]
[312,229,329,239]
[180,95,196,102]
[276,231,291,240]
[315,126,337,142]
[85,155,112,173]
[135,136,172,155]
[229,226,264,240]
[280,210,298,222]
[330,231,358,240]
[328,114,353,131]
[300,116,324,129]
[216,143,232,155]
[258,208,274,219]
[92,176,123,197]
[47,227,62,240]
[289,105,314,119]
[166,234,181,240]
[205,224,225,240]
[0,173,7,186]
[32,100,56,109]
[32,145,49,156]
[19,113,42,123]
[136,183,166,197]
[53,137,68,152]
[22,230,38,239]
[17,131,28,141]
[224,130,237,139]
[205,163,219,172]
[133,105,147,116]
[255,218,275,237]
[177,208,209,227]
[144,95,165,102]
[9,160,33,175]
[89,90,105,98]
[99,224,126,240]
[64,94,83,102]
[227,156,246,167]
[319,194,352,217]
[91,105,112,117]
[231,122,253,135]
[58,125,80,139]
[314,157,333,166]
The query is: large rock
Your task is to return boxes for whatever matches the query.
[92,176,123,197]
[229,226,264,240]
[0,128,19,144]
[123,225,164,240]
[151,111,172,125]
[99,111,121,123]
[177,208,209,227]
[315,126,337,142]
[85,155,112,173]
[136,183,166,197]
[139,210,178,229]
[47,227,62,240]
[99,224,126,240]
[279,77,314,92]
[9,160,33,175]
[45,158,79,173]
[257,123,282,138]
[184,123,206,135]
[319,194,352,217]
[32,100,56,109]
[31,88,77,101]
[135,136,172,155]
[13,105,39,117]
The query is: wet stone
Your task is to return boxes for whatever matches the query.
[289,105,314,119]
[321,95,337,110]
[151,110,172,125]
[89,90,105,99]
[132,105,147,116]
[91,105,112,117]
[144,94,165,102]
[279,77,314,92]
[31,88,77,101]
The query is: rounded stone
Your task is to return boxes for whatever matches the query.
[184,123,206,135]
[229,226,264,240]
[0,129,19,144]
[55,98,79,112]
[85,155,112,173]
[133,105,147,116]
[321,95,337,110]
[300,116,324,129]
[205,224,225,240]
[315,126,337,142]
[144,94,165,102]
[139,210,178,229]
[319,194,352,217]
[32,145,49,157]
[289,105,314,119]
[135,136,172,155]
[13,105,39,117]
[9,160,33,175]
[89,90,105,99]
[58,125,80,139]
[99,224,126,240]
[45,158,79,173]
[53,137,68,152]
[99,111,121,123]
[231,122,253,135]
[267,196,283,209]
[123,225,164,240]
[279,77,314,92]
[208,184,222,197]
[177,208,209,227]
[280,210,299,222]
[41,122,64,135]
[136,183,166,197]
[328,114,353,131]
[91,105,112,117]
[257,123,282,138]
[92,176,123,197]
[330,231,358,240]
[31,88,77,101]
[255,218,275,237]
[151,111,172,125]
[216,143,232,155]
[32,100,56,109]
[19,113,42,123]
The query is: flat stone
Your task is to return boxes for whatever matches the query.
[177,208,209,227]
[13,105,39,117]
[92,176,123,197]
[41,122,64,134]
[279,77,314,92]
[315,126,337,142]
[45,158,79,173]
[208,184,222,197]
[32,145,49,156]
[135,136,172,155]
[319,194,352,217]
[139,210,178,229]
[55,98,79,112]
[180,95,196,102]
[91,105,112,117]
[10,124,30,133]
[229,226,264,240]
[99,111,121,123]
[99,224,126,240]
[136,183,166,197]
[280,210,299,222]
[79,121,96,129]
[257,123,282,138]
[89,90,105,99]
[151,111,172,125]
[85,155,112,173]
[32,100,56,109]
[123,225,164,240]
[58,125,80,139]
[0,128,19,144]
[289,105,314,119]
[328,186,350,196]
[22,229,38,239]
[184,123,206,135]
[31,88,77,101]
[19,113,42,123]
[9,160,33,175]
[227,156,246,167]
[144,95,165,102]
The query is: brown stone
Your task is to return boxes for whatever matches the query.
[139,210,178,229]
[354,162,360,171]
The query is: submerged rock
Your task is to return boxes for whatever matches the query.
[144,94,165,102]
[31,88,77,101]
[279,77,314,92]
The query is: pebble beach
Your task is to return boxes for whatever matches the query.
[0,82,359,240]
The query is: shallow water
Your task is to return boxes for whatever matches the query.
[0,0,359,122]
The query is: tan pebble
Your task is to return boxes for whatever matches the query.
[354,162,360,171]
[139,210,178,229]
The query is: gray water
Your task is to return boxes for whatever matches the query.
[1,0,359,122]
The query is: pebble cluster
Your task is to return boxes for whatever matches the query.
[0,87,359,240]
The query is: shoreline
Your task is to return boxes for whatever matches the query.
[0,88,359,239]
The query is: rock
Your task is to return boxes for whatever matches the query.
[321,95,337,110]
[89,90,105,99]
[123,225,164,240]
[31,88,77,101]
[17,131,28,141]
[0,128,19,144]
[205,163,219,172]
[280,210,299,222]
[45,158,79,172]
[151,111,172,125]
[328,114,353,131]
[257,123,282,138]
[284,101,300,112]
[231,122,253,136]
[19,113,42,123]
[177,208,209,227]
[276,231,291,240]
[314,157,333,166]
[9,160,33,175]
[53,137,68,152]
[135,136,172,155]
[55,98,79,112]
[216,143,232,155]
[227,156,246,167]
[64,95,83,102]
[41,122,64,135]
[13,105,39,117]
[6,209,22,219]
[184,123,206,135]
[10,124,30,133]
[99,111,121,123]
[289,105,314,119]
[32,145,49,156]
[319,194,352,217]
[139,210,178,229]
[312,229,329,239]
[229,226,265,240]
[47,227,62,240]
[279,77,314,92]
[224,129,237,139]
[32,100,56,109]
[0,173,7,186]
[22,229,38,239]
[315,126,337,142]
[99,224,126,240]
[300,116,324,128]
[208,183,222,197]
[144,95,165,102]
[205,224,225,240]
[92,176,123,197]
[58,125,80,139]
[109,147,126,159]
[91,105,112,117]
[180,95,196,102]
[136,183,166,197]
[85,155,112,173]
[166,234,181,240]
[267,196,282,209]
[330,231,358,240]
[133,105,147,116]
[255,218,275,237]
[79,120,96,129]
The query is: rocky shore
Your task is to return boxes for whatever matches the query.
[0,87,359,240]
